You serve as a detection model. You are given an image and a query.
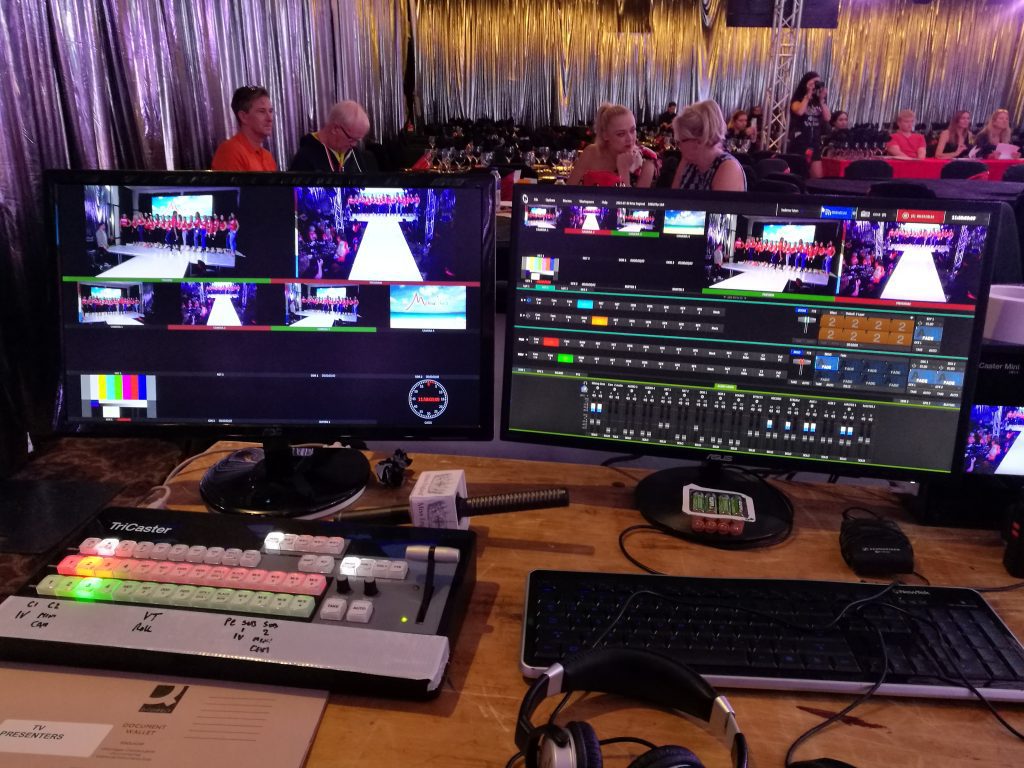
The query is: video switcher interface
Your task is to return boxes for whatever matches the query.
[504,190,992,475]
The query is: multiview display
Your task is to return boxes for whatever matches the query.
[53,173,493,437]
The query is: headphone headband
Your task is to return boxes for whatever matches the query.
[516,648,748,768]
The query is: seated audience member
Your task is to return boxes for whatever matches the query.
[828,110,849,132]
[975,108,1021,159]
[670,100,746,191]
[290,100,379,173]
[725,110,756,152]
[211,86,277,171]
[657,101,678,133]
[789,71,831,177]
[886,109,926,159]
[934,111,973,160]
[567,104,658,188]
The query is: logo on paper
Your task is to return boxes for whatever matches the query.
[139,685,189,713]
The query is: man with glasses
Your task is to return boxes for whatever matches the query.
[211,86,277,171]
[290,101,378,173]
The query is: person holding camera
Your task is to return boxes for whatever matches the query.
[886,109,927,159]
[788,71,831,177]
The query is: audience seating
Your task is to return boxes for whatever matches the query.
[755,158,790,177]
[761,172,806,192]
[844,159,894,180]
[939,160,989,180]
[780,153,810,177]
[1002,165,1024,183]
[752,178,803,195]
[867,181,937,198]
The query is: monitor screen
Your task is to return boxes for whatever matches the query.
[502,188,997,538]
[50,171,495,514]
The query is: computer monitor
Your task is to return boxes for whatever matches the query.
[501,187,999,546]
[49,170,494,517]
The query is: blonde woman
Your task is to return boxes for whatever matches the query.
[935,111,973,160]
[975,109,1020,159]
[670,100,746,191]
[567,103,658,187]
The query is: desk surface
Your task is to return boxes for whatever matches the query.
[155,445,1024,767]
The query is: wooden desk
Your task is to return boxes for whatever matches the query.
[162,445,1023,767]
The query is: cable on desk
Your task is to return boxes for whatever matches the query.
[618,525,670,575]
[600,453,643,468]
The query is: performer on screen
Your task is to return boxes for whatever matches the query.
[227,213,239,254]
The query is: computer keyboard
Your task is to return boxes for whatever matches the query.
[0,506,475,699]
[522,570,1024,703]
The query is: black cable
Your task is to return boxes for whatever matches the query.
[974,580,1024,593]
[618,525,669,575]
[785,625,889,768]
[600,453,642,467]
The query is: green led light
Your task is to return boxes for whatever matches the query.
[401,616,409,623]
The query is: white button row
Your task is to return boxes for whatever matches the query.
[338,557,408,581]
[296,554,336,574]
[79,538,260,568]
[318,596,374,623]
[263,533,345,555]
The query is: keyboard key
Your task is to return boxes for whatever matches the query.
[263,532,284,552]
[346,600,373,623]
[211,588,235,609]
[186,545,207,563]
[340,556,360,576]
[287,595,315,618]
[203,547,226,565]
[269,593,294,615]
[36,575,63,596]
[326,537,345,555]
[168,544,189,562]
[263,571,288,590]
[280,534,298,552]
[94,579,122,601]
[57,555,85,576]
[170,585,197,606]
[151,543,172,560]
[222,548,243,566]
[114,540,137,558]
[190,587,218,609]
[228,590,256,612]
[133,541,155,559]
[297,554,319,573]
[55,576,83,598]
[319,596,347,621]
[132,582,160,603]
[78,537,102,555]
[114,581,141,602]
[387,561,409,580]
[295,535,314,552]
[310,536,328,553]
[299,574,327,596]
[96,538,119,557]
[243,569,269,589]
[240,550,261,568]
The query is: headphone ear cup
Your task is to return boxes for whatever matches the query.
[565,721,602,768]
[628,745,706,768]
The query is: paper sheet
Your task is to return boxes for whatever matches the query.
[0,663,326,767]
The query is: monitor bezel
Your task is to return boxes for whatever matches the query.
[47,168,496,444]
[500,187,1001,482]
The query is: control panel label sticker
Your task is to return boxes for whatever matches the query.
[0,719,112,757]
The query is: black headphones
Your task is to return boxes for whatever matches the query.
[515,648,748,768]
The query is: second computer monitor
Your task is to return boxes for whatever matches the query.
[502,188,998,540]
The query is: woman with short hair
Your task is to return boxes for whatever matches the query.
[669,100,746,191]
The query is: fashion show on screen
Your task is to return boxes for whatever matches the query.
[295,186,469,282]
[76,282,153,326]
[840,220,988,304]
[704,213,840,295]
[285,284,361,327]
[179,282,257,326]
[83,185,243,279]
[965,405,1024,477]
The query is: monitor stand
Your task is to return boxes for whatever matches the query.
[199,436,370,519]
[635,461,793,549]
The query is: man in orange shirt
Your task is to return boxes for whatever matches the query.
[211,86,277,171]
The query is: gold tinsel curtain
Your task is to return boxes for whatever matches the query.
[414,0,1024,129]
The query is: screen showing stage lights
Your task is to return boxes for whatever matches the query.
[502,189,998,477]
[50,171,494,438]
